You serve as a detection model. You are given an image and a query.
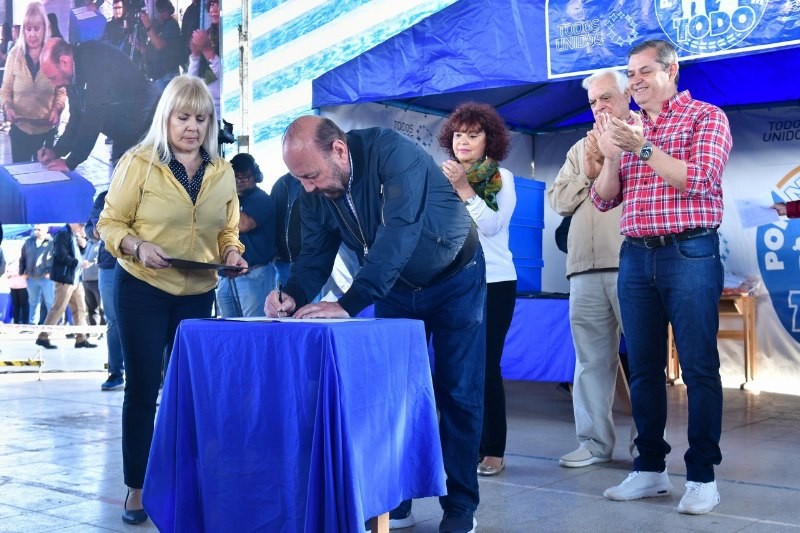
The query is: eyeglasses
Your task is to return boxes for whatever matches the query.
[235,175,253,181]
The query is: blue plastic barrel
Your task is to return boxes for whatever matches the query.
[509,177,545,293]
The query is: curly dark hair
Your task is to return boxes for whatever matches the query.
[438,102,510,161]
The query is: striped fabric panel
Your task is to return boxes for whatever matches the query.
[221,0,457,156]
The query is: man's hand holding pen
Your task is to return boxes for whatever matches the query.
[266,287,295,318]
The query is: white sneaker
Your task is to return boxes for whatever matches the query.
[677,481,720,515]
[559,446,611,468]
[603,470,673,501]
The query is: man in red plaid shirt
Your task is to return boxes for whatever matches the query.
[591,39,732,515]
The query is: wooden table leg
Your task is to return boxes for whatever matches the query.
[368,512,389,533]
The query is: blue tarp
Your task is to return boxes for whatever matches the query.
[313,0,800,132]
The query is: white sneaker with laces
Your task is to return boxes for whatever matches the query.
[677,481,720,515]
[603,470,673,501]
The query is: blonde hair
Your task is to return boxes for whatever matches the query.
[138,75,218,164]
[18,2,50,56]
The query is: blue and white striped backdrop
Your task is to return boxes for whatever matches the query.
[220,0,457,184]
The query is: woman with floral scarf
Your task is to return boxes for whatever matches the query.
[439,102,517,477]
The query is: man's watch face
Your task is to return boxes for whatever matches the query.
[639,142,653,161]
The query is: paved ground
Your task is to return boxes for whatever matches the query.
[1,333,799,532]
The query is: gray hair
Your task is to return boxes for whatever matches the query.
[581,68,627,93]
[629,39,680,85]
[138,75,218,164]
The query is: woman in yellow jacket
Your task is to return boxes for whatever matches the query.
[0,2,65,162]
[97,75,246,526]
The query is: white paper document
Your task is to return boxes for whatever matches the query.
[736,197,780,228]
[12,171,70,185]
[6,162,50,175]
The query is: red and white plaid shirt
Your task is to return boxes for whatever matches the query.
[592,90,732,237]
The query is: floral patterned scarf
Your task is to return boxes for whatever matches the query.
[466,157,502,211]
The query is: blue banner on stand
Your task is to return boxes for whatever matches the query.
[547,0,800,78]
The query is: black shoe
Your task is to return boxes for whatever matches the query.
[439,511,476,533]
[75,340,98,348]
[35,338,57,349]
[65,333,75,339]
[121,491,148,525]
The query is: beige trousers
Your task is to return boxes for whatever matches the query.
[37,282,88,343]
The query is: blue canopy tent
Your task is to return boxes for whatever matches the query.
[312,0,800,133]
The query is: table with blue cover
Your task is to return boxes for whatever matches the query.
[0,166,95,224]
[142,318,446,532]
[500,296,577,382]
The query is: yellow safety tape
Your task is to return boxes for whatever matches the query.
[1,359,43,367]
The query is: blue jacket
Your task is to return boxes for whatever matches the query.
[283,128,473,316]
[50,225,82,285]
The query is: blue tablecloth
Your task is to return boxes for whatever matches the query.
[359,297,577,383]
[0,166,95,224]
[501,297,576,382]
[143,318,446,532]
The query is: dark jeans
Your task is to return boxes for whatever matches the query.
[115,267,214,488]
[480,280,516,458]
[10,288,29,324]
[375,248,486,515]
[9,124,56,163]
[99,266,123,378]
[618,232,723,482]
[84,279,104,325]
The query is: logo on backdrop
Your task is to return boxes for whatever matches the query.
[392,120,434,149]
[757,164,800,341]
[655,0,767,54]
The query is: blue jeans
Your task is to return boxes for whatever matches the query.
[99,266,124,378]
[618,232,723,482]
[216,263,275,317]
[26,277,54,324]
[375,248,486,515]
[115,266,215,488]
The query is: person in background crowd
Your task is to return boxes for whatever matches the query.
[216,153,275,317]
[19,224,54,325]
[593,39,732,515]
[8,24,19,54]
[548,68,636,469]
[138,0,183,90]
[37,38,161,170]
[102,0,129,50]
[188,0,220,118]
[180,0,200,61]
[97,75,245,525]
[87,191,125,392]
[35,223,97,350]
[4,255,30,324]
[771,201,800,217]
[271,172,302,287]
[47,13,62,39]
[1,2,67,162]
[0,245,5,278]
[439,102,516,478]
[82,232,103,326]
[0,23,12,65]
[266,115,485,532]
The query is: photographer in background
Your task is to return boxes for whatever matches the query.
[137,0,182,90]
